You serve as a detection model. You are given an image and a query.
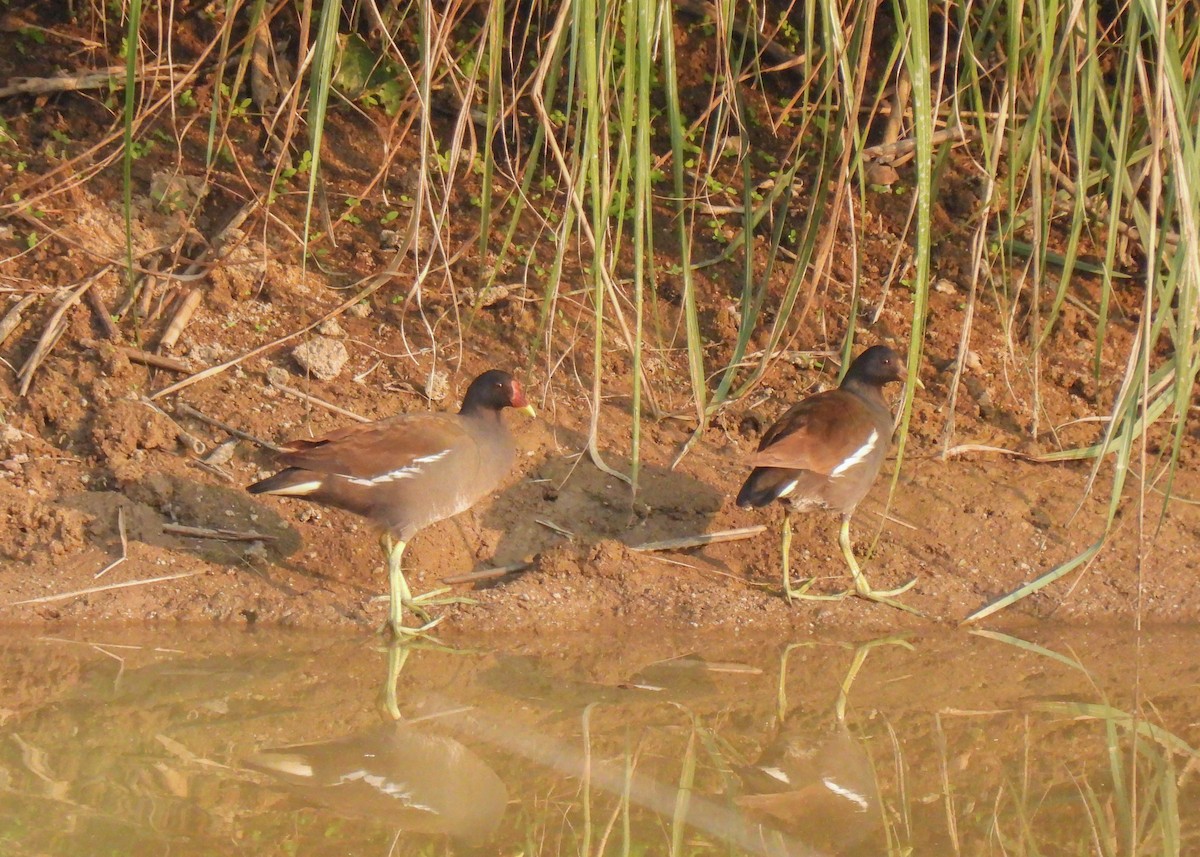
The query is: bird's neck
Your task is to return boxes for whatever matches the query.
[460,403,504,424]
[840,377,888,409]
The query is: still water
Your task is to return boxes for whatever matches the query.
[0,623,1196,855]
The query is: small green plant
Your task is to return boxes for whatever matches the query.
[340,197,362,224]
[219,83,252,118]
[128,138,153,159]
[775,13,801,52]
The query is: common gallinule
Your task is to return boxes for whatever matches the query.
[246,722,509,846]
[248,369,534,635]
[736,345,917,610]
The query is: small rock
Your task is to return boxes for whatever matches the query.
[964,350,983,373]
[476,284,510,308]
[317,317,346,337]
[292,336,349,380]
[424,369,449,402]
[266,366,290,387]
[347,302,372,318]
[866,161,900,186]
[187,341,227,365]
[204,439,239,467]
[150,171,208,212]
[934,278,957,294]
[243,541,269,562]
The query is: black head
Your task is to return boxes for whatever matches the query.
[841,345,908,390]
[460,369,533,415]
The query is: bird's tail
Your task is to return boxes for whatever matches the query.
[736,467,800,508]
[247,468,321,496]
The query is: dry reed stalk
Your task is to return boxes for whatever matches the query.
[173,402,283,452]
[161,523,276,542]
[158,287,202,351]
[0,294,38,347]
[17,267,113,395]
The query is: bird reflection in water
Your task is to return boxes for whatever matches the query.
[245,642,508,849]
[730,637,911,856]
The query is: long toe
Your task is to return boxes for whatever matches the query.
[853,577,923,616]
[785,576,849,602]
[381,614,446,639]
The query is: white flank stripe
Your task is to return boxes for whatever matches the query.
[270,481,323,496]
[759,765,792,784]
[830,429,879,477]
[345,449,450,486]
[822,776,870,810]
[777,479,799,498]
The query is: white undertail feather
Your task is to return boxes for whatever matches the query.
[256,755,314,777]
[777,479,799,498]
[830,429,879,477]
[268,481,323,496]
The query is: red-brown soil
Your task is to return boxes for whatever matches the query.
[2,6,1198,638]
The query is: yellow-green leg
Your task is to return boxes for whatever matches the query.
[378,533,472,638]
[838,515,921,615]
[377,639,411,721]
[781,509,845,602]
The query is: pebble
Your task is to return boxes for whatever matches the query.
[317,318,346,337]
[292,336,349,380]
[424,369,449,402]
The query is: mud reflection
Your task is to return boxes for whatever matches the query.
[0,625,1195,855]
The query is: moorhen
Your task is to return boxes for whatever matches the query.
[248,368,534,635]
[736,345,917,611]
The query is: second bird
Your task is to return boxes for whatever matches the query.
[736,345,917,611]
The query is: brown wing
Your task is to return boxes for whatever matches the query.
[749,390,880,475]
[276,412,475,479]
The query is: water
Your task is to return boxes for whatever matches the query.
[0,624,1196,856]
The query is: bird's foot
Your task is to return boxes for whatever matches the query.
[851,577,923,616]
[784,575,850,603]
[378,588,478,639]
[404,586,478,609]
[380,613,446,640]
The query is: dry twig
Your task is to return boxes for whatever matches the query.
[0,63,182,98]
[162,523,276,542]
[139,397,207,454]
[0,293,39,347]
[9,571,202,607]
[173,402,283,452]
[85,283,119,340]
[158,288,202,352]
[94,507,128,580]
[267,376,370,423]
[629,526,767,553]
[17,268,112,395]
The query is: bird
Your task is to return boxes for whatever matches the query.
[245,722,509,847]
[736,345,917,611]
[735,723,883,853]
[248,368,535,636]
